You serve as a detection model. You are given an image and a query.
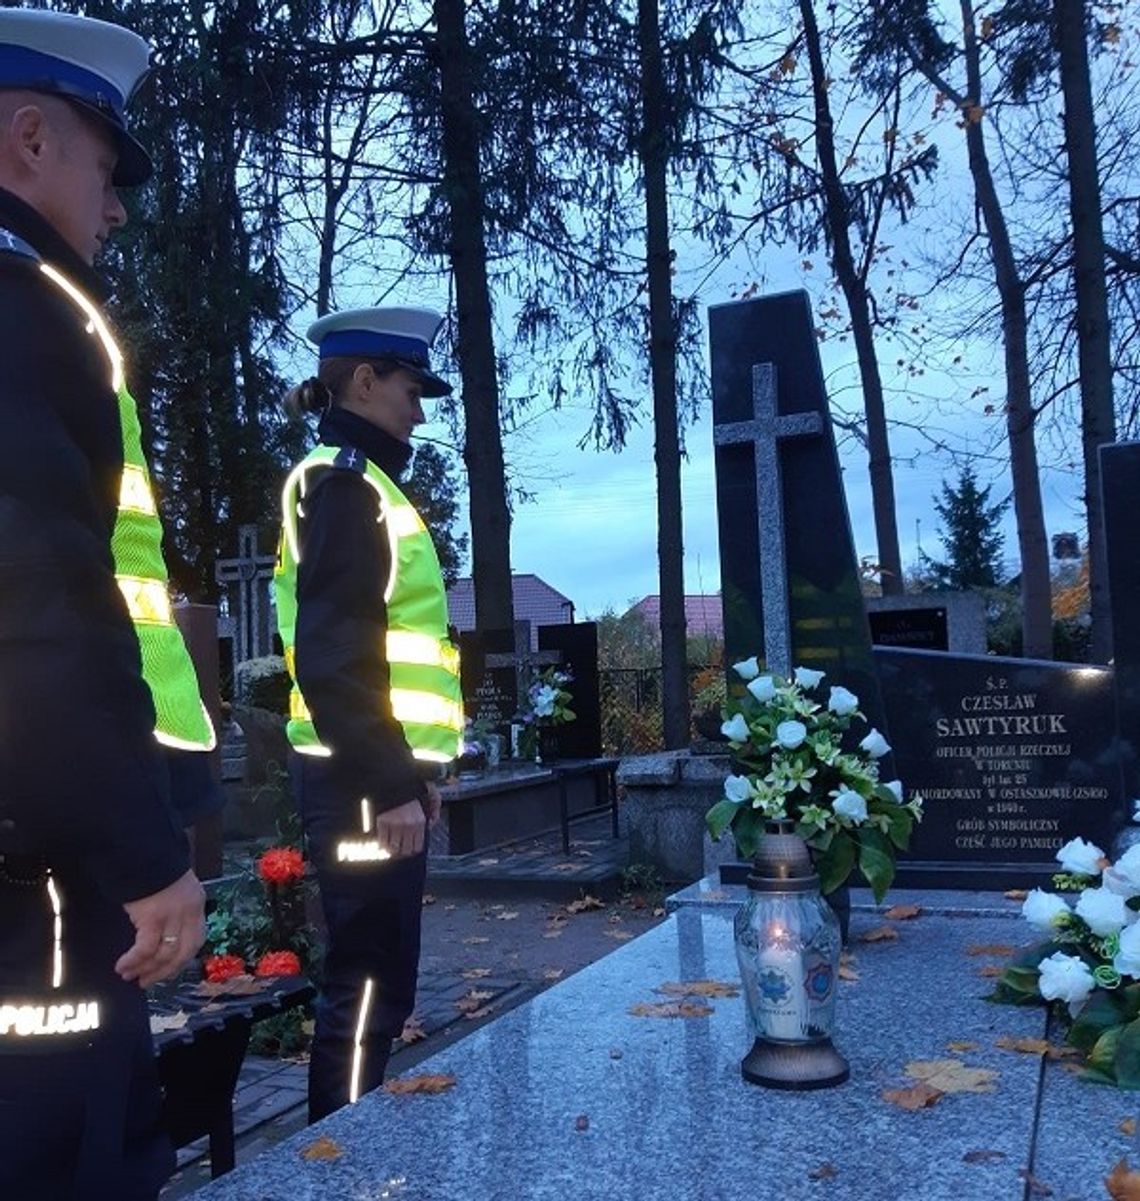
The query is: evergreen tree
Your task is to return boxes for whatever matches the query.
[402,442,469,588]
[922,466,1011,590]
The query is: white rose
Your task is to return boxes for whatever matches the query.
[1055,837,1105,877]
[747,675,777,703]
[775,720,807,749]
[1075,887,1130,937]
[859,728,891,759]
[1106,845,1140,897]
[532,685,557,717]
[720,713,749,743]
[733,657,760,681]
[1036,952,1095,1015]
[1021,889,1070,932]
[794,666,825,690]
[883,779,904,803]
[1116,922,1140,978]
[724,775,756,804]
[832,790,868,824]
[827,686,859,716]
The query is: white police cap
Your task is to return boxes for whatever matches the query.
[0,9,152,186]
[307,306,453,398]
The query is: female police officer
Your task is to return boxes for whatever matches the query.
[275,307,463,1120]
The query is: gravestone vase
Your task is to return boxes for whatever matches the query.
[535,725,559,765]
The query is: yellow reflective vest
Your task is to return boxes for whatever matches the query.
[37,263,216,752]
[275,445,463,764]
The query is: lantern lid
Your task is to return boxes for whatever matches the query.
[746,820,820,893]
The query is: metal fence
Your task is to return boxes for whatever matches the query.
[599,665,723,756]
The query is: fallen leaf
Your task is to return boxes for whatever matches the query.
[1107,1160,1140,1201]
[301,1136,343,1160]
[656,980,741,999]
[1018,1169,1054,1197]
[995,1035,1051,1056]
[477,858,499,866]
[860,925,899,943]
[384,1074,457,1095]
[882,1082,943,1110]
[977,965,1003,978]
[808,1163,839,1181]
[567,895,605,914]
[575,1114,589,1132]
[192,974,268,997]
[628,1001,714,1019]
[963,1150,1007,1164]
[463,1006,495,1021]
[1004,889,1028,901]
[905,1059,999,1094]
[884,904,922,921]
[398,1017,426,1044]
[149,1010,189,1034]
[542,930,564,939]
[946,1041,979,1053]
[838,962,860,982]
[455,989,494,1012]
[462,968,492,979]
[462,936,490,945]
[444,904,456,912]
[605,929,634,941]
[608,913,623,924]
[496,911,520,921]
[551,863,583,873]
[965,944,1017,957]
[543,969,564,981]
[652,907,666,917]
[422,894,437,906]
[1121,1118,1137,1137]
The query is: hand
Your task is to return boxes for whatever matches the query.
[116,869,206,988]
[421,782,442,827]
[376,799,426,859]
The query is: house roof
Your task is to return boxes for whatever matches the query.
[625,594,723,640]
[446,573,575,633]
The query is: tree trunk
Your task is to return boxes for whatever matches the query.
[800,0,904,596]
[959,0,1053,657]
[435,0,514,632]
[637,0,689,748]
[1055,0,1116,663]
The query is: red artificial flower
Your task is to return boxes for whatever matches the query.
[258,847,305,886]
[255,950,303,978]
[203,953,247,983]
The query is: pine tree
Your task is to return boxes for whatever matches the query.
[922,466,1011,590]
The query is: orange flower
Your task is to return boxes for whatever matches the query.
[258,847,305,886]
[255,950,302,978]
[204,954,246,983]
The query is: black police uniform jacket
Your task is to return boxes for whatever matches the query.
[0,187,188,903]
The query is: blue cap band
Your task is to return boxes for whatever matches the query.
[0,45,126,119]
[318,329,428,363]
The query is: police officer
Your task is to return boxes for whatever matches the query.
[0,11,208,1198]
[275,307,463,1121]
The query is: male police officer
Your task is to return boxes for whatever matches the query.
[0,11,207,1198]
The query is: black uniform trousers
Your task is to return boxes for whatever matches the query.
[291,753,426,1123]
[0,859,172,1201]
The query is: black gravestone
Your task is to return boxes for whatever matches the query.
[877,647,1123,887]
[537,621,602,759]
[459,628,519,740]
[710,291,889,737]
[869,607,948,651]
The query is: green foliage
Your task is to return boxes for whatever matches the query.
[921,466,1011,591]
[620,862,664,897]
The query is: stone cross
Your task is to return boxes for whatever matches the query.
[484,620,562,712]
[713,363,823,677]
[214,524,277,665]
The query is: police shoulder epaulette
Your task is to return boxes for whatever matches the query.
[332,446,368,474]
[0,227,40,263]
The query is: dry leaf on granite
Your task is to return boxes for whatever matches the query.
[567,895,605,914]
[1121,1118,1137,1137]
[656,980,741,999]
[995,1035,1079,1060]
[496,911,520,921]
[384,1074,457,1095]
[965,944,1018,957]
[882,1082,943,1110]
[575,1114,590,1132]
[808,1163,839,1181]
[963,1150,1007,1164]
[463,1006,495,1021]
[462,936,490,945]
[301,1136,343,1161]
[906,1059,998,1093]
[551,863,582,873]
[398,1017,426,1044]
[977,965,1003,978]
[860,925,899,943]
[191,975,268,998]
[1004,889,1028,901]
[838,962,860,982]
[149,1010,189,1034]
[947,1041,979,1053]
[605,930,634,941]
[884,904,922,921]
[653,906,667,917]
[476,858,499,866]
[1107,1161,1140,1201]
[543,969,564,981]
[455,989,494,1012]
[462,968,492,980]
[421,894,436,906]
[629,1001,714,1019]
[542,929,564,939]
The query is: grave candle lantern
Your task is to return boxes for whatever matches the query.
[734,820,849,1089]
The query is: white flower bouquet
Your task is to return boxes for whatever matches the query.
[706,659,922,901]
[990,836,1140,1086]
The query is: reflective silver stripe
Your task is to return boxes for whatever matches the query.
[348,978,375,1103]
